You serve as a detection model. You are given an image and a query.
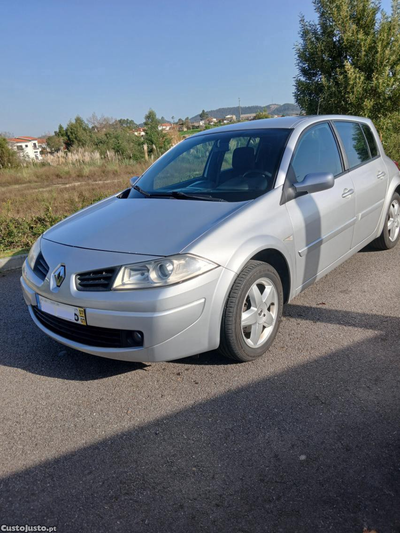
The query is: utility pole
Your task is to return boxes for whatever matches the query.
[238,97,241,121]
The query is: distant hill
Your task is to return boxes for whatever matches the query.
[190,103,300,122]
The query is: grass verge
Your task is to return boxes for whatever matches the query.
[0,160,149,253]
[0,248,29,258]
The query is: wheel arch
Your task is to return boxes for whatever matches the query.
[376,175,400,236]
[250,248,291,304]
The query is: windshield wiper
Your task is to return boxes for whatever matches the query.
[133,184,151,197]
[169,191,226,202]
[133,185,226,202]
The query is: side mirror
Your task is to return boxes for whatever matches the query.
[130,176,140,187]
[293,172,334,195]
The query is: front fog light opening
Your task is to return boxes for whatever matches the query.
[123,330,144,347]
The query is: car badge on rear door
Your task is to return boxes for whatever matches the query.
[53,265,66,288]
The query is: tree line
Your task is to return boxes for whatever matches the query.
[46,109,171,160]
[0,109,173,168]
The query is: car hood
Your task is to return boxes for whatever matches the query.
[44,196,245,257]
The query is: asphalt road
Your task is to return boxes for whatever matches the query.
[0,244,399,533]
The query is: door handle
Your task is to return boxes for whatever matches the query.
[342,188,354,198]
[377,171,386,179]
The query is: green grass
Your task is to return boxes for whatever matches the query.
[0,159,151,253]
[0,208,64,253]
[0,248,29,258]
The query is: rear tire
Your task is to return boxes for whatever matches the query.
[371,192,400,250]
[219,260,283,362]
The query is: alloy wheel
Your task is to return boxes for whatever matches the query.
[241,277,278,348]
[388,199,400,242]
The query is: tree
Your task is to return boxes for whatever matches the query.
[143,109,171,157]
[115,118,137,130]
[64,116,94,150]
[294,0,400,158]
[94,129,143,160]
[253,109,271,120]
[0,137,20,168]
[0,131,13,139]
[184,117,191,130]
[200,109,208,120]
[46,135,64,153]
[87,113,114,132]
[55,124,66,139]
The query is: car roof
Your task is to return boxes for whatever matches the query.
[190,115,373,138]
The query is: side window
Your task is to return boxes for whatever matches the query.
[333,121,370,168]
[291,122,343,183]
[361,123,378,158]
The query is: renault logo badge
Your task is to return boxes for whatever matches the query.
[53,265,66,288]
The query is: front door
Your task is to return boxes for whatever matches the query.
[284,122,356,291]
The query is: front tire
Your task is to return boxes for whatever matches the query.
[219,261,283,362]
[371,192,400,250]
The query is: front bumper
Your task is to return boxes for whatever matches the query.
[21,240,236,362]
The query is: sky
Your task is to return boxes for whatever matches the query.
[0,0,394,136]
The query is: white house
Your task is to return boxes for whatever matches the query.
[7,137,42,161]
[133,127,146,137]
[223,114,236,123]
[240,113,256,121]
[158,123,172,131]
[190,120,205,128]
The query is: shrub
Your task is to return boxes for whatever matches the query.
[0,137,20,169]
[0,207,63,252]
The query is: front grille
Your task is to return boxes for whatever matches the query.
[33,253,50,281]
[76,267,118,291]
[32,306,143,348]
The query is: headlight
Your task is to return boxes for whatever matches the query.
[112,254,217,290]
[27,237,42,270]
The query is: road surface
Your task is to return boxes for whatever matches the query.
[0,244,399,532]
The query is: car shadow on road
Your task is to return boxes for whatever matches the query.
[174,298,399,366]
[1,307,400,532]
[0,281,147,380]
[1,335,147,380]
[358,243,383,253]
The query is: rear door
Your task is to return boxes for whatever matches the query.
[332,121,388,248]
[284,122,356,291]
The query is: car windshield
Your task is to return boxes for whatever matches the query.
[129,128,291,202]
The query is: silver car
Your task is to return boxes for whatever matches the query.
[21,115,400,362]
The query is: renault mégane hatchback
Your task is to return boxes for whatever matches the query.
[21,116,400,362]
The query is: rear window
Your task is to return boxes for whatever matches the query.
[333,121,370,169]
[361,123,379,158]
